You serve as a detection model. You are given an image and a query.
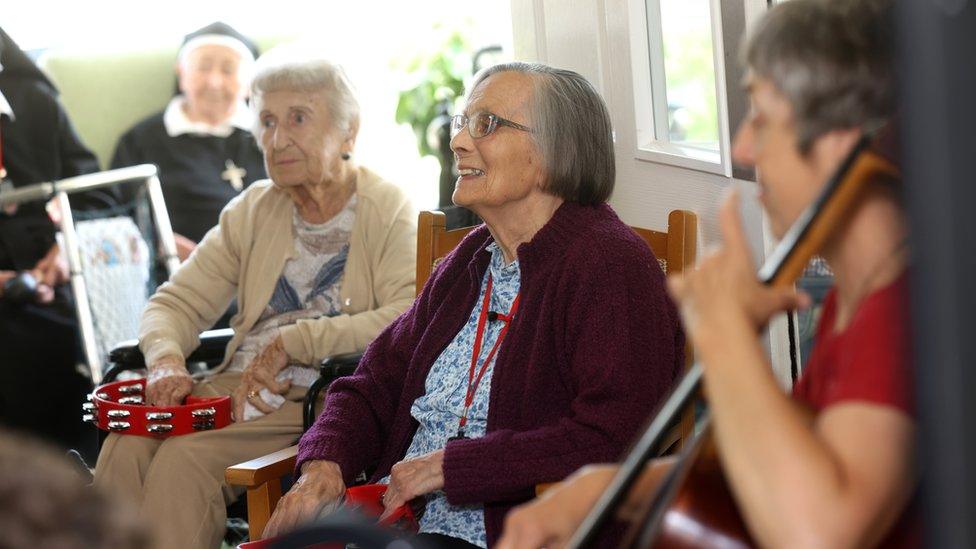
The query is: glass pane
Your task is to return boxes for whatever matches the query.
[796,257,834,371]
[659,0,719,152]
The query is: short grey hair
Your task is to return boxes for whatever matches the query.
[744,0,894,153]
[471,62,615,205]
[250,47,360,140]
[0,429,149,548]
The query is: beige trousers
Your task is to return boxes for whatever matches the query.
[93,371,305,549]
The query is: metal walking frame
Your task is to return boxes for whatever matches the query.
[0,164,178,384]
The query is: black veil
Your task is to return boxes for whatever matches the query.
[0,27,57,93]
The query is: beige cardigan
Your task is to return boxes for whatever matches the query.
[139,166,417,371]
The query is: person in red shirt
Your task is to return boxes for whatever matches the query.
[497,0,918,547]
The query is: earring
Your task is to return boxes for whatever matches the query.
[341,152,351,160]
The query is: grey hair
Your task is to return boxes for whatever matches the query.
[470,62,615,205]
[743,0,895,153]
[250,47,360,143]
[0,429,150,548]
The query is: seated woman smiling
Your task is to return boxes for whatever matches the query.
[93,48,416,549]
[263,62,685,549]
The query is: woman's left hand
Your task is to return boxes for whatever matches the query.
[381,450,445,519]
[232,336,291,421]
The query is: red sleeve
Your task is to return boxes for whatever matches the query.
[793,275,914,417]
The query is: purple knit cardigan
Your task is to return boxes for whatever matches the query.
[297,201,684,545]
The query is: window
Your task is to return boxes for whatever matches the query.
[630,0,735,175]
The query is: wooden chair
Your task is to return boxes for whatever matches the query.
[417,209,696,289]
[226,208,697,540]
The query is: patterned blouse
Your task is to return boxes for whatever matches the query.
[384,242,520,547]
[227,195,356,420]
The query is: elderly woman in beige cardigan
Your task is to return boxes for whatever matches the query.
[93,48,416,549]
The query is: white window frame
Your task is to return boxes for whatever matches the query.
[628,0,734,176]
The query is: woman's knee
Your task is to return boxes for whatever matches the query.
[93,433,161,495]
[143,436,225,493]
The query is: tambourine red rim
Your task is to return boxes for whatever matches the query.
[84,378,232,437]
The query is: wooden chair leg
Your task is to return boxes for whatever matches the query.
[245,479,282,540]
[226,445,298,541]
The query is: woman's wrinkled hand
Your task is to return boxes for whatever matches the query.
[146,355,193,407]
[498,464,618,549]
[32,243,68,287]
[29,243,69,304]
[667,192,809,352]
[232,336,291,422]
[380,450,445,520]
[172,233,197,262]
[264,460,346,538]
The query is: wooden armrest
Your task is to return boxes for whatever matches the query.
[225,445,298,540]
[531,423,687,500]
[535,482,557,496]
[225,445,298,487]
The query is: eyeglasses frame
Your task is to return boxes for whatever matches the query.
[450,112,533,139]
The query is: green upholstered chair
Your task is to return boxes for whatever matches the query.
[38,45,178,169]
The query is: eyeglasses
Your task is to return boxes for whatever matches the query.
[450,112,533,139]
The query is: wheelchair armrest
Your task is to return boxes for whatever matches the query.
[226,445,298,541]
[302,352,363,431]
[103,328,235,382]
[185,327,234,364]
[107,337,146,371]
[319,351,363,378]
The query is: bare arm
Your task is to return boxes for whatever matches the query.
[669,194,915,548]
[701,331,914,548]
[497,458,676,549]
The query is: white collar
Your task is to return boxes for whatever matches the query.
[0,89,13,121]
[0,62,13,121]
[163,95,252,138]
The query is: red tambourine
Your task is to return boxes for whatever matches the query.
[82,378,231,437]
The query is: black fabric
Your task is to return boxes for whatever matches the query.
[181,21,259,60]
[0,27,55,92]
[0,79,106,269]
[110,113,266,242]
[173,22,259,96]
[414,533,480,549]
[0,27,99,459]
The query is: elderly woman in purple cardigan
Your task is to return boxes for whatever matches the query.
[263,62,684,548]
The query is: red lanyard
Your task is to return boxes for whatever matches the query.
[455,274,520,439]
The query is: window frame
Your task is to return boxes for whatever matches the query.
[628,0,749,178]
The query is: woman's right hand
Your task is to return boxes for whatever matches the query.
[145,355,193,406]
[499,458,676,549]
[264,460,346,538]
[497,465,619,549]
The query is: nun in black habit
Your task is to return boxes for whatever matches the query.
[0,27,105,458]
[110,22,267,260]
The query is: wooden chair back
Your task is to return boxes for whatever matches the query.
[416,209,697,289]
